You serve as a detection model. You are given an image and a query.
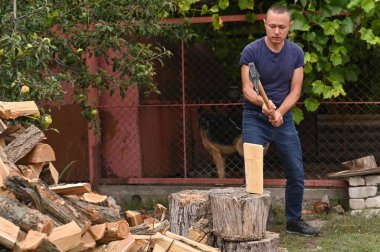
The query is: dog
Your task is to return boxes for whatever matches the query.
[198,111,269,178]
[198,111,244,178]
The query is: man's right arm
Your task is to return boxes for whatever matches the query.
[241,64,263,107]
[241,64,275,115]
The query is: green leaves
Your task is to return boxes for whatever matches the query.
[238,0,254,10]
[218,0,229,10]
[292,106,304,125]
[304,97,320,112]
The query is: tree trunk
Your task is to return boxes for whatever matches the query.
[209,187,271,241]
[0,195,54,234]
[216,231,279,252]
[169,190,212,237]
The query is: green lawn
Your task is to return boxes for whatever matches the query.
[268,207,380,252]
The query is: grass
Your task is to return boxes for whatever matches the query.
[268,206,380,252]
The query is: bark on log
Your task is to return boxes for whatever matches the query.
[169,190,212,237]
[6,176,90,229]
[4,125,45,163]
[216,231,280,252]
[65,197,121,224]
[209,187,271,241]
[0,195,54,234]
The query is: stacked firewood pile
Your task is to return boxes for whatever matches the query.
[0,101,220,252]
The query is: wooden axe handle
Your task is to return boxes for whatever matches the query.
[257,80,271,110]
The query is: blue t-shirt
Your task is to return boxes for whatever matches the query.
[239,37,304,111]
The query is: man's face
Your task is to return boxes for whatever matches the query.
[264,11,292,45]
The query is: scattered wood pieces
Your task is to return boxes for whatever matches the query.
[48,221,82,252]
[126,210,143,227]
[0,195,54,234]
[104,233,135,252]
[0,216,20,249]
[98,219,130,244]
[0,101,39,120]
[88,223,106,241]
[154,203,168,222]
[81,231,96,250]
[49,182,92,195]
[165,231,220,252]
[18,143,56,164]
[4,125,45,163]
[14,230,59,252]
[83,192,108,206]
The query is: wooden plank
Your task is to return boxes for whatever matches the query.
[18,143,56,164]
[243,143,264,194]
[49,182,92,195]
[48,221,82,252]
[328,167,380,179]
[4,125,45,163]
[0,216,20,249]
[342,155,377,171]
[0,101,39,120]
[165,231,220,252]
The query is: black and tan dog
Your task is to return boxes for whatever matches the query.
[198,111,244,178]
[198,111,269,178]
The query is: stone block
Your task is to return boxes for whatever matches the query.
[349,186,377,199]
[348,176,365,186]
[349,199,365,210]
[365,196,380,208]
[365,175,380,186]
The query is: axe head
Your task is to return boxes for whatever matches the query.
[248,62,260,95]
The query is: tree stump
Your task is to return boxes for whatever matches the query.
[168,190,212,237]
[209,187,271,241]
[216,231,280,252]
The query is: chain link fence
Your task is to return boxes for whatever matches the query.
[98,21,380,182]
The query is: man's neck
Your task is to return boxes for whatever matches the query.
[264,36,285,53]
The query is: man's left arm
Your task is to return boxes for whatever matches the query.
[270,67,303,127]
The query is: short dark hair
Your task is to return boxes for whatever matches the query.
[267,5,291,19]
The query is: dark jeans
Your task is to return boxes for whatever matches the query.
[242,109,304,222]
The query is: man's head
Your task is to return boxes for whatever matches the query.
[264,6,292,46]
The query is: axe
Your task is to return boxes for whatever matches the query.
[248,62,272,112]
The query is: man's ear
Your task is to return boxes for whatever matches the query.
[263,18,267,25]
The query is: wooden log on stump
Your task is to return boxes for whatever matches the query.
[216,231,279,252]
[209,187,271,241]
[342,155,377,171]
[0,196,54,234]
[169,190,212,237]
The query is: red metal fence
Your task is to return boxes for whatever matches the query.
[51,15,380,188]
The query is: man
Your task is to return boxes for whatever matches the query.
[239,5,320,236]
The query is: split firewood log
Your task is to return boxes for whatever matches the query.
[126,210,143,227]
[13,230,60,252]
[64,196,121,224]
[4,125,45,163]
[0,101,39,120]
[0,216,21,249]
[98,219,130,244]
[49,182,92,195]
[6,176,91,229]
[0,195,54,234]
[48,221,82,252]
[39,162,59,185]
[17,143,56,165]
[83,192,108,206]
